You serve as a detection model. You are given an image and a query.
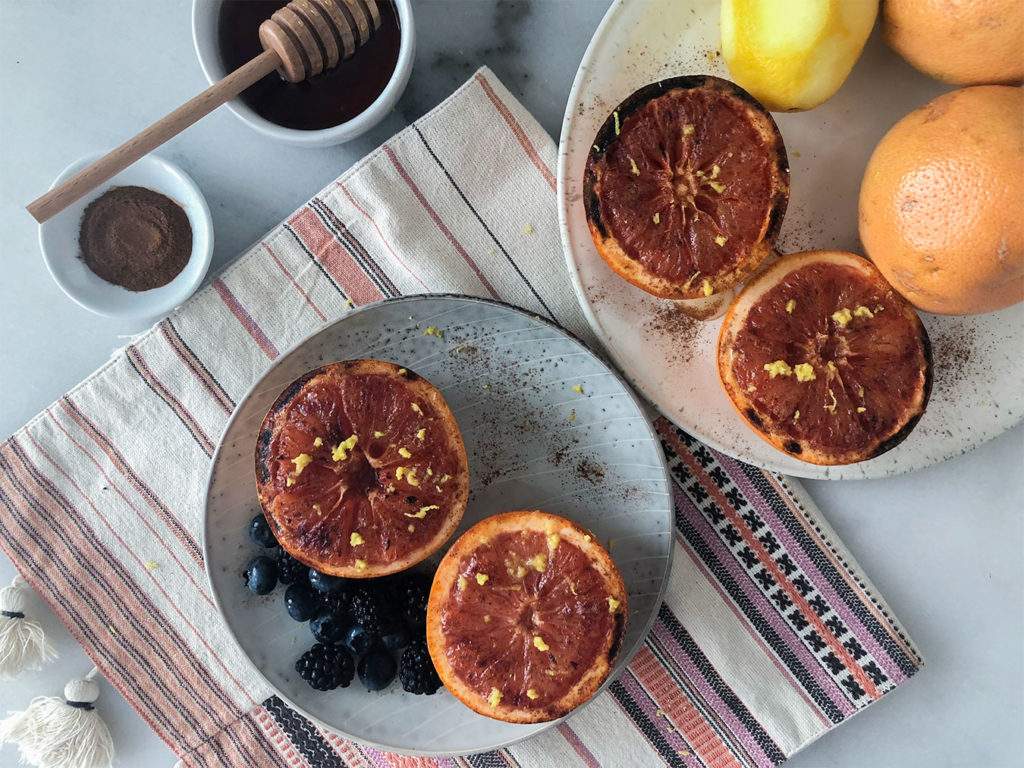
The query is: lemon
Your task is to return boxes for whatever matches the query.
[721,0,878,111]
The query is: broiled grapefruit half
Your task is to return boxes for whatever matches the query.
[584,75,789,301]
[426,511,628,723]
[717,251,932,465]
[256,360,469,578]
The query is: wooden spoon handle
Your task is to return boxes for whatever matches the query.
[27,49,281,224]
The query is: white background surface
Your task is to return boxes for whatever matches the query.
[0,2,1021,766]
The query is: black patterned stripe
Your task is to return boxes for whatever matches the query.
[608,679,689,768]
[264,695,349,767]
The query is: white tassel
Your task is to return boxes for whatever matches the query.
[0,576,57,679]
[0,668,114,768]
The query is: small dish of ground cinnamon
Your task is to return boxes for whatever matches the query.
[38,153,213,319]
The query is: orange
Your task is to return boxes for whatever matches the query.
[883,0,1024,85]
[858,86,1024,315]
[718,251,931,465]
[256,360,469,578]
[426,511,627,723]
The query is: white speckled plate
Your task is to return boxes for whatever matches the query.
[557,0,1023,480]
[204,295,673,755]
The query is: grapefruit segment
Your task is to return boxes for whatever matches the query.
[256,360,469,577]
[717,251,931,464]
[426,511,627,723]
[584,75,789,300]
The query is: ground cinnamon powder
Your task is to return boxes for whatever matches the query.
[79,186,192,292]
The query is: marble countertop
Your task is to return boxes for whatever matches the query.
[0,1,1020,766]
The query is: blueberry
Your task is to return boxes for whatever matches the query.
[248,514,277,549]
[342,624,377,656]
[357,645,397,691]
[310,610,347,644]
[244,556,277,595]
[284,584,319,622]
[381,624,411,651]
[309,569,346,594]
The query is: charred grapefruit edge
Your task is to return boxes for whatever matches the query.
[255,359,469,578]
[716,251,931,466]
[583,75,790,300]
[426,510,628,724]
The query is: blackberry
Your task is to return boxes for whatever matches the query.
[397,572,432,628]
[276,550,308,586]
[399,639,442,695]
[295,643,354,691]
[349,586,402,636]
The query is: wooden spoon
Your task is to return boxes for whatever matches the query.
[27,0,382,224]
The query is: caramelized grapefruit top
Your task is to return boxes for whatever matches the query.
[584,75,789,300]
[717,251,931,465]
[427,511,627,724]
[256,360,469,577]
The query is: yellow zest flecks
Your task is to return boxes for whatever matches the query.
[548,533,561,550]
[607,596,621,613]
[794,363,816,382]
[854,305,874,319]
[386,485,395,493]
[786,299,796,314]
[683,271,701,291]
[825,389,838,414]
[545,669,556,676]
[793,410,800,422]
[482,384,490,390]
[404,509,427,519]
[524,223,534,235]
[748,384,757,393]
[708,180,726,194]
[827,361,838,375]
[355,560,367,571]
[533,636,550,652]
[571,384,583,395]
[313,504,322,516]
[458,576,468,592]
[484,615,491,623]
[416,428,426,440]
[593,144,600,152]
[454,344,468,353]
[396,466,406,480]
[345,298,355,308]
[764,360,793,378]
[440,473,451,484]
[313,437,323,447]
[629,157,640,176]
[858,386,865,398]
[875,305,884,313]
[476,573,489,586]
[568,410,576,422]
[398,447,412,458]
[567,579,577,595]
[286,477,295,487]
[144,561,158,569]
[714,235,727,246]
[350,532,364,546]
[422,504,439,514]
[683,124,694,136]
[423,326,443,338]
[528,553,547,573]
[702,279,714,297]
[488,688,503,708]
[291,453,312,476]
[411,403,423,414]
[831,307,853,327]
[408,523,415,532]
[613,111,621,135]
[710,164,721,179]
[398,368,407,375]
[857,406,867,413]
[527,689,539,700]
[407,469,420,486]
[373,431,385,438]
[584,534,592,542]
[332,435,358,462]
[653,212,660,224]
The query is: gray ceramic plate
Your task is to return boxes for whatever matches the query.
[204,295,673,755]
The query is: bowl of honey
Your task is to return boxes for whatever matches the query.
[192,0,414,146]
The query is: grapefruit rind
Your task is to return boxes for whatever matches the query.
[256,360,469,578]
[717,251,932,465]
[583,75,789,301]
[426,511,628,724]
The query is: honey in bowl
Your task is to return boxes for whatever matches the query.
[217,0,401,131]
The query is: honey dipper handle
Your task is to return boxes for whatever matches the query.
[27,49,281,224]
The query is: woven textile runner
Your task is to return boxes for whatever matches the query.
[0,69,920,768]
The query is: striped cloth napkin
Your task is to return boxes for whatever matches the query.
[0,68,921,768]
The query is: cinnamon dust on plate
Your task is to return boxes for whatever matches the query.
[78,186,192,291]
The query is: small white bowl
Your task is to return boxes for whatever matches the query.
[38,154,214,320]
[191,0,415,147]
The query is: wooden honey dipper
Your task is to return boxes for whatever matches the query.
[27,0,382,223]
